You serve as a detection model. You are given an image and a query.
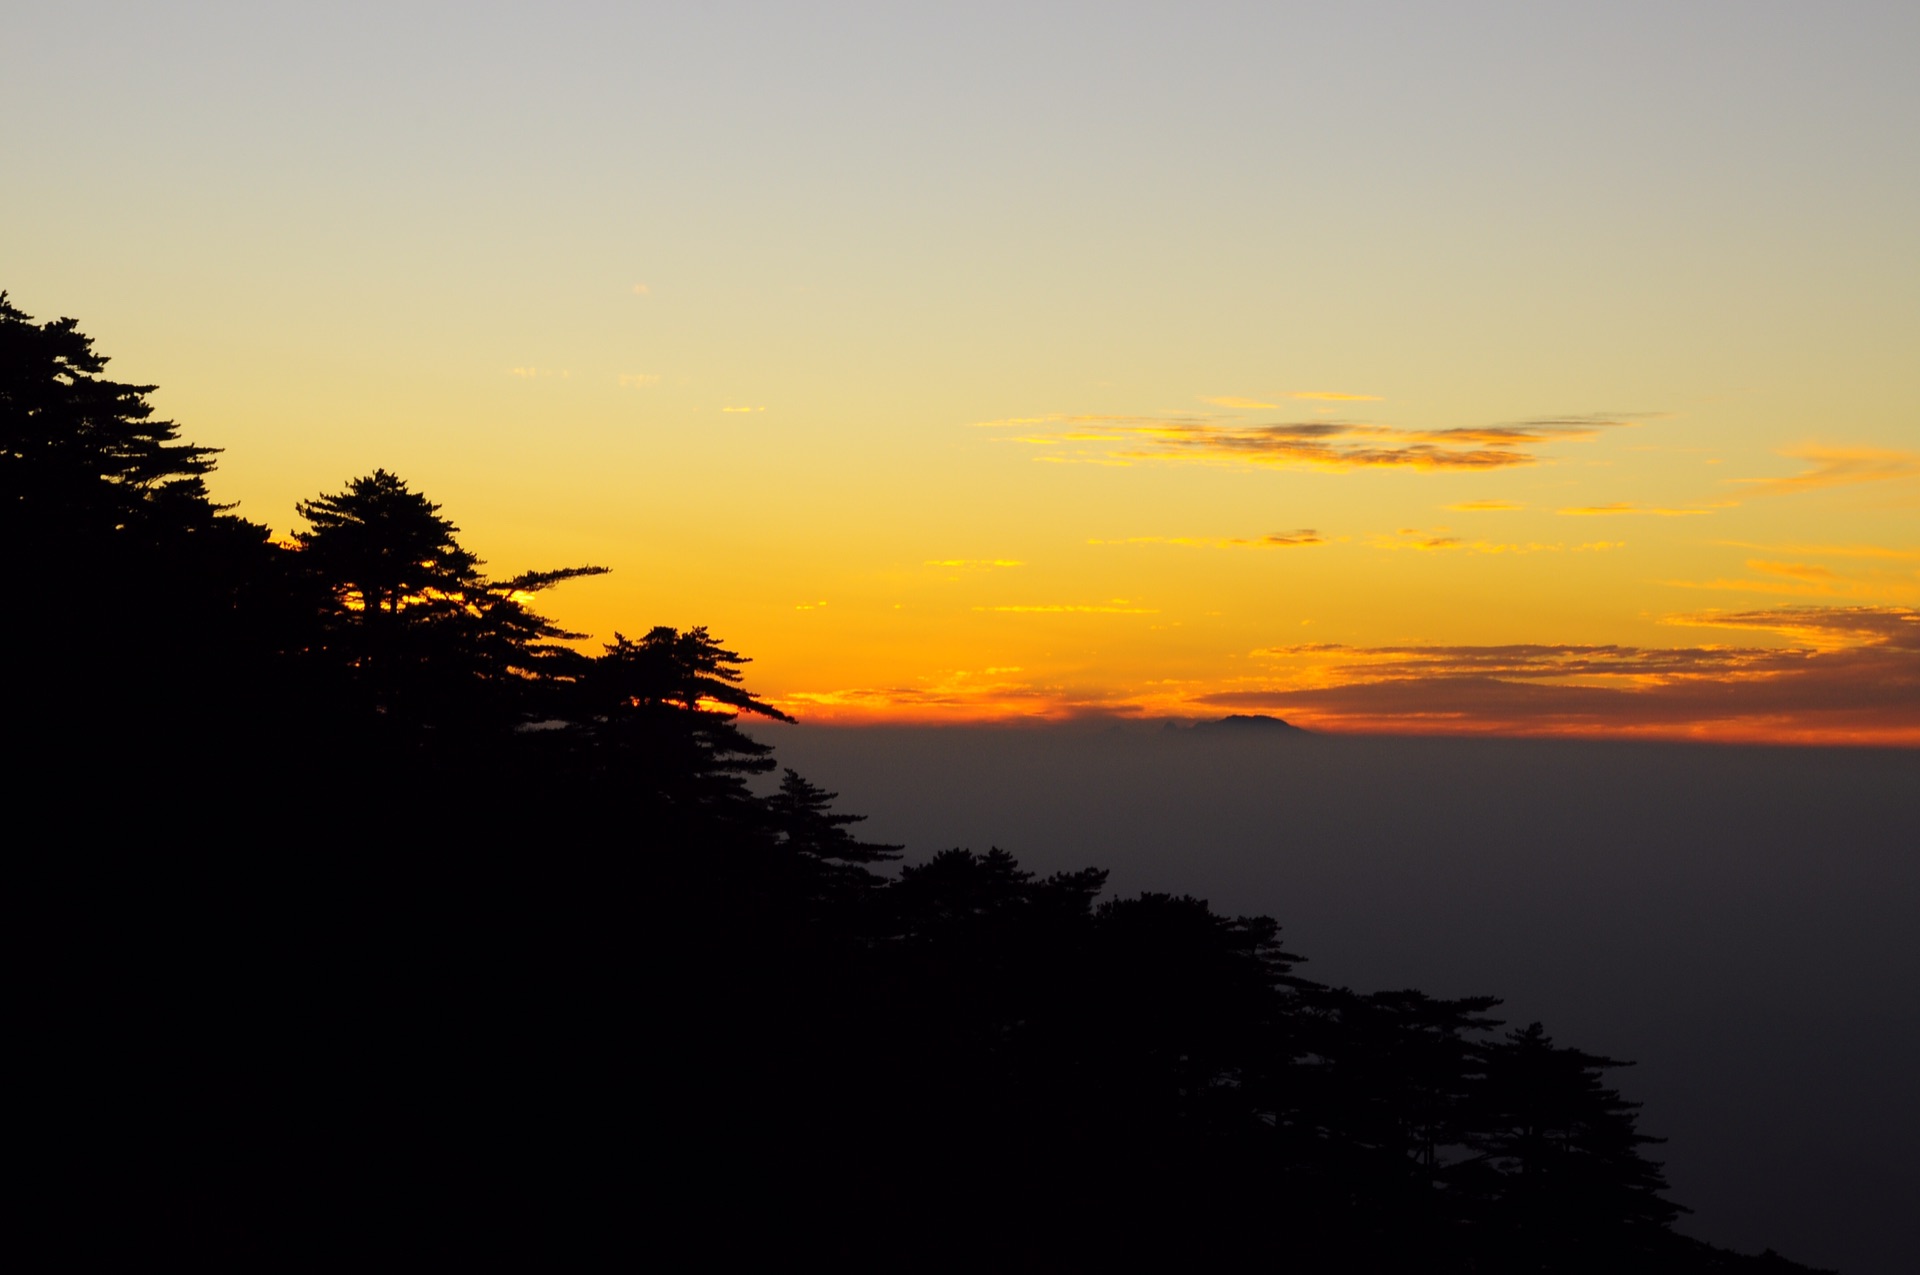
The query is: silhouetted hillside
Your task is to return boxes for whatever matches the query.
[8,293,1834,1270]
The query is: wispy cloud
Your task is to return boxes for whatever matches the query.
[508,367,570,379]
[1089,530,1323,549]
[1736,446,1920,497]
[978,412,1627,473]
[1134,419,1614,470]
[1663,554,1919,603]
[631,283,650,295]
[1249,640,1785,680]
[722,405,766,413]
[1448,500,1525,512]
[618,372,659,388]
[1291,391,1383,402]
[926,558,1024,568]
[1667,605,1920,648]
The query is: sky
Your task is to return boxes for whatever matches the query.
[6,1,1918,741]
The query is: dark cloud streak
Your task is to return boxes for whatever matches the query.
[1225,608,1920,742]
[986,412,1635,472]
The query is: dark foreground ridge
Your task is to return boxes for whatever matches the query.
[7,294,1832,1269]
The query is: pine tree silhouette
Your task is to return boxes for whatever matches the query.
[0,291,223,547]
[294,469,604,728]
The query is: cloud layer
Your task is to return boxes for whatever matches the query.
[1208,607,1920,743]
[770,608,1918,741]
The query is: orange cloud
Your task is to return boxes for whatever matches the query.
[1663,555,1919,603]
[1448,500,1525,512]
[979,412,1626,472]
[1667,605,1920,648]
[1738,446,1920,497]
[1119,417,1619,471]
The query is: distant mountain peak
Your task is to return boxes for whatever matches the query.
[1194,714,1309,734]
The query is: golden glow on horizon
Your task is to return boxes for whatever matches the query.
[759,607,1920,746]
[9,6,1916,746]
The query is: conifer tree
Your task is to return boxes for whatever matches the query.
[0,291,224,549]
[765,768,901,865]
[1474,1021,1682,1265]
[1,293,277,747]
[569,626,793,813]
[294,469,604,724]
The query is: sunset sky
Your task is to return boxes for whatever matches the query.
[7,2,1917,740]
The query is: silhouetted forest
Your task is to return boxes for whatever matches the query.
[7,294,1832,1269]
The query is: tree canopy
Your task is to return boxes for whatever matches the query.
[0,290,222,546]
[294,468,606,726]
